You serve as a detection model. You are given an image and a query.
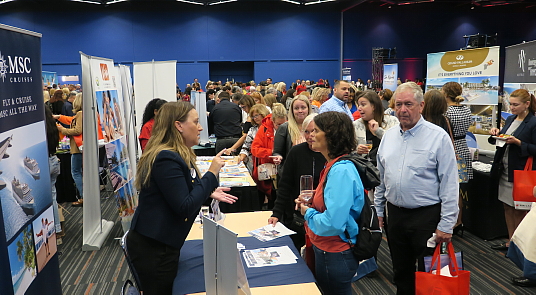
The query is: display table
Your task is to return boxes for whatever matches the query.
[174,211,320,295]
[197,156,260,212]
[463,156,508,240]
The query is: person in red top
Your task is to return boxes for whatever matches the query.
[251,103,287,205]
[139,98,167,152]
[296,111,365,295]
[296,80,307,95]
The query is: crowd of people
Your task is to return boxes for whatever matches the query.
[44,76,536,295]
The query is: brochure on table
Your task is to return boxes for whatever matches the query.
[196,156,255,187]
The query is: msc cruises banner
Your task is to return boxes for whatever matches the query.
[504,40,536,108]
[426,46,500,105]
[0,24,61,295]
[383,63,398,91]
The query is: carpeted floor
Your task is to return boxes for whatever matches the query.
[58,197,534,294]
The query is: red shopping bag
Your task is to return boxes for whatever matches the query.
[513,156,536,203]
[415,242,470,295]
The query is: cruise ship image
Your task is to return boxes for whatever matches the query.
[0,135,13,191]
[11,176,34,215]
[23,156,40,180]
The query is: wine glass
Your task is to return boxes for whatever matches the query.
[366,140,373,153]
[300,175,314,202]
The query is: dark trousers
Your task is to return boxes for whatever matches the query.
[215,137,239,154]
[126,230,181,295]
[386,202,441,295]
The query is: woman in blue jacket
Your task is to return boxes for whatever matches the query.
[127,101,237,295]
[489,89,536,251]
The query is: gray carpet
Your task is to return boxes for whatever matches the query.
[58,197,535,294]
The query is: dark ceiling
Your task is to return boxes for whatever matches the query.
[0,0,535,12]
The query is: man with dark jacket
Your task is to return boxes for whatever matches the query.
[208,91,243,153]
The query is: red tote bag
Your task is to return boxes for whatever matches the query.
[513,156,536,203]
[416,242,470,295]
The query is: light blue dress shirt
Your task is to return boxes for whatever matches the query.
[305,161,365,244]
[374,116,459,234]
[318,96,354,120]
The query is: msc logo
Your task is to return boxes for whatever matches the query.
[519,50,525,72]
[456,55,464,61]
[0,51,32,83]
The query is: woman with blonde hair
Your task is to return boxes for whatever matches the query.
[276,82,286,102]
[61,87,70,100]
[251,103,287,205]
[127,102,237,294]
[56,94,84,206]
[238,104,270,172]
[273,95,312,169]
[489,89,536,251]
[311,87,330,108]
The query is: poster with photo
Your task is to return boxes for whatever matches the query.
[89,58,136,226]
[383,63,398,91]
[7,224,37,295]
[32,206,56,272]
[504,40,536,124]
[41,71,56,87]
[0,24,61,295]
[426,46,500,105]
[0,124,51,241]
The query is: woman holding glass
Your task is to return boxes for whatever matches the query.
[127,102,237,295]
[268,114,326,249]
[296,111,365,295]
[353,91,398,166]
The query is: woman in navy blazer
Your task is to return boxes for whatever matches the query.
[489,89,536,251]
[127,101,237,295]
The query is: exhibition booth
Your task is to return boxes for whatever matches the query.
[1,16,536,293]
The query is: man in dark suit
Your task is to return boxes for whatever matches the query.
[208,91,242,153]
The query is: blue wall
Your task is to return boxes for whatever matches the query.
[2,3,536,90]
[0,9,340,88]
[342,9,536,83]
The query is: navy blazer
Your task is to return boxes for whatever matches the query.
[489,112,536,181]
[131,150,218,249]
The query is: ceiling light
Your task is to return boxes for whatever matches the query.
[71,0,102,4]
[304,0,335,5]
[106,0,127,4]
[208,0,237,5]
[177,0,204,4]
[0,0,16,4]
[281,0,301,4]
[398,0,434,5]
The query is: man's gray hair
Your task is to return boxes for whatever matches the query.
[394,82,423,103]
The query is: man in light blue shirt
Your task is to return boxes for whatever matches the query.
[374,82,459,295]
[318,80,354,120]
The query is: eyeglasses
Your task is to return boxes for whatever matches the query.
[239,105,246,109]
[252,114,262,119]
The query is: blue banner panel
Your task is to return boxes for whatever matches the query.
[0,24,61,295]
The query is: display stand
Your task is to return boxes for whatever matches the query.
[191,91,210,146]
[203,217,251,295]
[80,52,114,251]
